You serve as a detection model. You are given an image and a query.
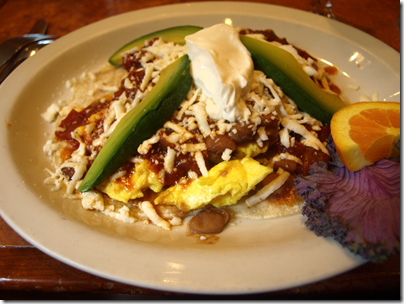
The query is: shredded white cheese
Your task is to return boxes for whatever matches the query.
[270,152,303,166]
[191,102,211,137]
[279,128,290,148]
[138,134,160,154]
[103,205,136,224]
[81,190,105,211]
[195,151,208,177]
[140,201,171,230]
[41,103,60,123]
[281,117,328,155]
[180,143,207,153]
[164,147,176,173]
[221,148,233,161]
[245,169,290,207]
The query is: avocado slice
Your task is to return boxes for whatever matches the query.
[240,35,346,124]
[109,25,203,66]
[78,55,193,192]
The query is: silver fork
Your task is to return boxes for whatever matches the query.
[0,38,56,84]
[0,33,56,68]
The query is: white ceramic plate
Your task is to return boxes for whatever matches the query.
[0,2,400,295]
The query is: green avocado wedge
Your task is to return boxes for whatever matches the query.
[78,55,193,192]
[109,25,203,66]
[240,35,346,124]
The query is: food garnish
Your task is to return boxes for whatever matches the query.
[330,101,400,172]
[240,35,346,124]
[186,24,254,123]
[109,25,202,66]
[78,54,193,192]
[295,136,400,263]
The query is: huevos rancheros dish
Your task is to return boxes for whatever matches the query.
[41,23,400,261]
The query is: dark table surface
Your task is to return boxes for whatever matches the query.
[0,0,400,300]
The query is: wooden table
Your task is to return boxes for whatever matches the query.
[0,0,400,300]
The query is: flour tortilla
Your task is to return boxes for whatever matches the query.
[224,186,304,220]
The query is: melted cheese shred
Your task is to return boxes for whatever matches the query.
[140,201,171,230]
[245,169,290,207]
[281,117,329,155]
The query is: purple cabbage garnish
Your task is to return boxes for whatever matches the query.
[295,136,400,263]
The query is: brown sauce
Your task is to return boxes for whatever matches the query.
[186,231,220,245]
[55,100,110,147]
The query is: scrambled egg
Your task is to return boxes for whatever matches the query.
[99,154,272,213]
[234,142,268,159]
[154,157,272,211]
[98,160,163,203]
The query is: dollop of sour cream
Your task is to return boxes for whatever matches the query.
[185,23,254,122]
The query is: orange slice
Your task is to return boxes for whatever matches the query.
[330,101,400,172]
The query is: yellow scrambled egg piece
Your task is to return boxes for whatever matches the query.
[98,160,163,203]
[233,142,268,159]
[154,157,272,211]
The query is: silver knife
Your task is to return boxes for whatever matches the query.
[0,20,50,69]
